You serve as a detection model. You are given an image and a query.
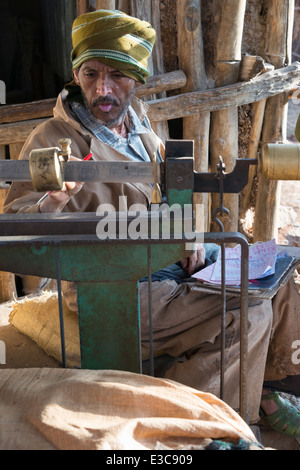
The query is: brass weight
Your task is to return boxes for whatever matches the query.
[29,139,71,192]
[259,143,300,180]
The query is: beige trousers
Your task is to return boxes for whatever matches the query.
[63,277,300,424]
[138,278,300,423]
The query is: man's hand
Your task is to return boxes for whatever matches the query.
[180,244,206,276]
[39,156,84,213]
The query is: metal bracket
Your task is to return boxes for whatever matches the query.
[194,158,258,194]
[164,140,194,208]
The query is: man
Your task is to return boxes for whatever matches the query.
[4,10,300,437]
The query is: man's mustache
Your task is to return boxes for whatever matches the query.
[92,97,120,107]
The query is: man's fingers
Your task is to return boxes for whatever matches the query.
[180,258,189,270]
[181,245,206,275]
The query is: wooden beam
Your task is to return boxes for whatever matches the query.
[0,63,299,146]
[146,62,300,122]
[2,63,299,127]
[0,71,187,125]
[0,99,57,125]
[0,119,45,146]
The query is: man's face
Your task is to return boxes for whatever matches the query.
[73,60,138,128]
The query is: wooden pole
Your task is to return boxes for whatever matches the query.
[240,98,267,217]
[210,0,246,233]
[76,0,90,15]
[239,56,274,218]
[253,0,295,242]
[116,0,129,13]
[129,0,169,142]
[177,0,210,232]
[96,0,116,10]
[0,145,16,302]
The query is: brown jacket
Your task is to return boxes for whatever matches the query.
[4,93,164,214]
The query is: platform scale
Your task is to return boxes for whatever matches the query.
[0,138,297,421]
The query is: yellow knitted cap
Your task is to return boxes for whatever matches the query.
[71,9,156,83]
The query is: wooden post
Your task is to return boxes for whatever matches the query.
[116,0,129,13]
[76,0,90,15]
[210,0,246,233]
[9,143,24,160]
[0,145,16,302]
[253,0,295,242]
[129,0,169,142]
[177,0,210,232]
[240,98,266,218]
[150,0,170,142]
[240,56,274,218]
[96,0,116,9]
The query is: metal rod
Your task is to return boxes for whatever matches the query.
[0,160,159,184]
[220,242,226,400]
[240,239,249,422]
[203,232,249,422]
[54,246,67,368]
[147,243,154,376]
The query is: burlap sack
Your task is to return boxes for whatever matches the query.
[9,292,81,368]
[0,368,260,450]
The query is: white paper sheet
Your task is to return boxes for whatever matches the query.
[192,239,278,286]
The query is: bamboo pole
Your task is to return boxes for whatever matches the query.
[210,0,246,233]
[253,0,295,242]
[177,0,210,232]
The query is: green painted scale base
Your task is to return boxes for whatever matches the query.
[0,231,189,372]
